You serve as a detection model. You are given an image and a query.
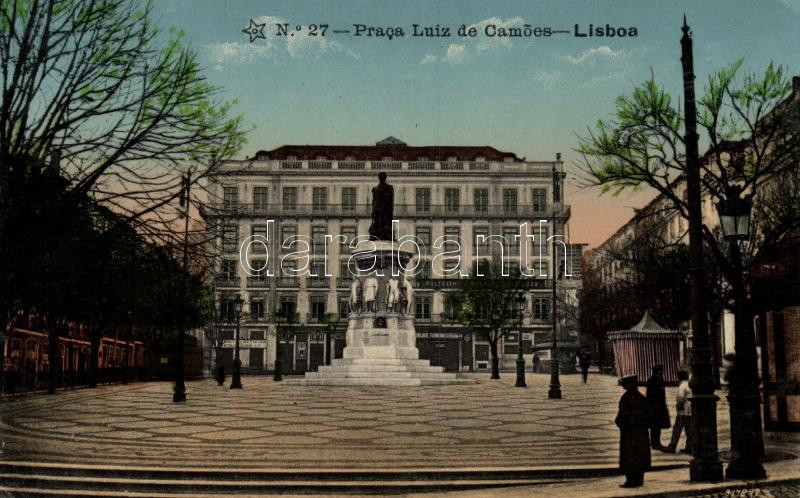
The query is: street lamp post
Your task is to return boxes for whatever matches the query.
[515,293,527,388]
[548,162,562,399]
[716,186,766,479]
[230,296,244,389]
[173,173,190,403]
[680,16,724,482]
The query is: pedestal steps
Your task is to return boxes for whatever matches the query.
[286,358,475,386]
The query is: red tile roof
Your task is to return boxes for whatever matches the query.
[254,144,522,162]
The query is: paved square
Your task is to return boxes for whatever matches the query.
[1,373,728,470]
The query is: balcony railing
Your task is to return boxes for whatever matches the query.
[276,277,299,288]
[307,277,330,288]
[214,277,239,288]
[202,203,571,221]
[336,277,353,287]
[246,277,269,288]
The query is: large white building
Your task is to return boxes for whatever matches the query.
[201,137,578,375]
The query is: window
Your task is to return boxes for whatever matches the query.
[253,187,268,211]
[250,330,265,340]
[310,260,326,277]
[341,226,356,253]
[312,187,327,211]
[418,260,432,280]
[251,225,268,253]
[415,295,431,320]
[279,296,296,319]
[476,259,491,276]
[338,297,349,319]
[444,294,460,320]
[503,261,520,276]
[283,187,297,210]
[474,188,488,213]
[341,187,356,211]
[221,259,237,280]
[415,226,431,253]
[416,188,431,213]
[222,225,238,252]
[220,295,239,322]
[531,261,548,278]
[250,259,267,279]
[311,225,327,254]
[223,187,238,209]
[503,226,519,256]
[532,188,547,213]
[340,260,356,281]
[310,295,326,322]
[534,224,550,255]
[443,226,461,275]
[533,297,550,320]
[444,188,460,213]
[503,188,518,214]
[444,226,460,253]
[280,225,297,252]
[250,298,265,320]
[473,226,489,255]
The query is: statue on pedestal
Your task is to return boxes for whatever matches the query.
[401,279,415,315]
[386,278,400,312]
[349,279,361,314]
[364,276,378,312]
[369,172,394,241]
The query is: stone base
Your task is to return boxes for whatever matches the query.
[287,243,473,386]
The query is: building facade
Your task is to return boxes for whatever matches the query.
[201,137,576,374]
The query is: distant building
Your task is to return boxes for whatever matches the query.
[201,138,582,374]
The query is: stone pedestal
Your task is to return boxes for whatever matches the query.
[287,242,473,386]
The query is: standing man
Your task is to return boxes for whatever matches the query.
[615,375,651,488]
[667,369,693,454]
[645,365,671,451]
[579,352,591,383]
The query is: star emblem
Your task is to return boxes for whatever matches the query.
[242,19,266,43]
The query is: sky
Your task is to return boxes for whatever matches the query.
[154,0,800,247]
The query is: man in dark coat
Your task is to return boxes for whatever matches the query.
[579,352,591,383]
[645,364,670,451]
[615,375,651,487]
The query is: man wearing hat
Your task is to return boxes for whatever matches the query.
[615,375,652,487]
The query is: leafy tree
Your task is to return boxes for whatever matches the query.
[457,263,529,379]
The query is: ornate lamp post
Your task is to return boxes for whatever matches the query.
[716,186,765,479]
[681,16,723,482]
[515,293,527,388]
[548,162,562,399]
[230,296,244,389]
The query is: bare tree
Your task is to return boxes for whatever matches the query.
[0,0,247,241]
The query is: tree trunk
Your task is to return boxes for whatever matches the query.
[490,339,500,379]
[89,336,100,388]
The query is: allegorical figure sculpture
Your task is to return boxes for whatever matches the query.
[349,278,361,314]
[401,278,414,315]
[369,172,394,241]
[386,278,400,312]
[364,276,378,312]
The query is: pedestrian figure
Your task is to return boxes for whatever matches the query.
[615,375,651,488]
[579,352,591,383]
[216,364,225,386]
[667,370,693,454]
[645,365,671,451]
[532,355,541,373]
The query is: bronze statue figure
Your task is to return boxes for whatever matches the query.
[369,172,394,240]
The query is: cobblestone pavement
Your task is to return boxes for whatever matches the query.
[0,373,728,471]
